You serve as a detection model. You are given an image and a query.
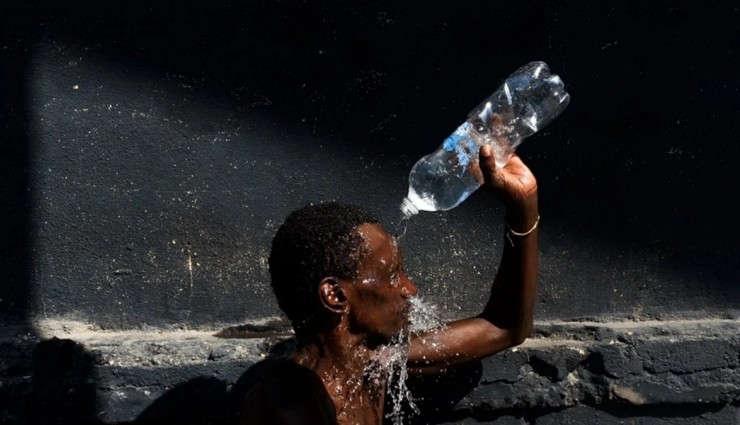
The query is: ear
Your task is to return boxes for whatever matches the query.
[318,278,349,314]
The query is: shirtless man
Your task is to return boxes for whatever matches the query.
[241,145,539,424]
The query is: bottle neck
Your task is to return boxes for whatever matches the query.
[400,197,419,218]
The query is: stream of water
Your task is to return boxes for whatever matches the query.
[364,295,447,425]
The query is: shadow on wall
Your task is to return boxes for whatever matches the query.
[5,338,99,425]
[404,363,483,424]
[134,339,295,425]
[0,2,34,329]
[135,377,232,424]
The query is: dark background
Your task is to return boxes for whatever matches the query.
[1,1,738,329]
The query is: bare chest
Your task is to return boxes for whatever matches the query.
[328,378,386,425]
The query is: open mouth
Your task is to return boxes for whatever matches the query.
[400,302,412,320]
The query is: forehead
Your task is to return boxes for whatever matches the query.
[355,223,398,267]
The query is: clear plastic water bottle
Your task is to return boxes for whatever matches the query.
[400,61,570,218]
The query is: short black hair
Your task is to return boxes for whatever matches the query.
[269,202,379,335]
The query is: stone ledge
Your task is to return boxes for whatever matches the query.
[410,319,740,423]
[1,319,738,424]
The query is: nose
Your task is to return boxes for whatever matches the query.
[400,275,418,298]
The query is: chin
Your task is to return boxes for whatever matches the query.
[365,332,392,349]
[374,326,403,345]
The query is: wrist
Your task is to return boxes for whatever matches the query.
[505,193,539,232]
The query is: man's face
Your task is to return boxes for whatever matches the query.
[343,223,418,341]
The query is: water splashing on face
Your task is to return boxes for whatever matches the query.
[407,295,446,334]
[360,295,447,425]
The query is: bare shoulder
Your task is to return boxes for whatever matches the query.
[240,360,338,425]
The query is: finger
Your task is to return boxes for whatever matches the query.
[479,145,502,188]
[479,145,495,174]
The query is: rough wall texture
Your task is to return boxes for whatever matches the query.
[1,1,739,423]
[2,320,738,424]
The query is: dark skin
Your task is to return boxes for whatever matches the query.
[241,145,539,424]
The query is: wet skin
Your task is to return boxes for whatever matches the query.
[341,223,418,344]
[241,145,539,424]
[240,225,420,425]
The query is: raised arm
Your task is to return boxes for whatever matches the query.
[408,145,539,374]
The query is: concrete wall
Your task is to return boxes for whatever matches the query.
[1,1,738,423]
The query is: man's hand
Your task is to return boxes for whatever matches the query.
[479,145,537,208]
[479,145,538,231]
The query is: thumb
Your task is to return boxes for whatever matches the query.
[479,145,500,187]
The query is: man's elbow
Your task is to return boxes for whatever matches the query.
[507,323,533,347]
[509,332,528,347]
[483,314,534,351]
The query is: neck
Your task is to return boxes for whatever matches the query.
[292,326,373,378]
[292,328,387,423]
